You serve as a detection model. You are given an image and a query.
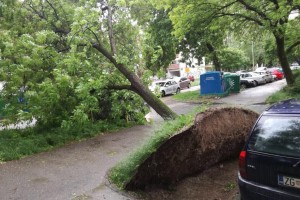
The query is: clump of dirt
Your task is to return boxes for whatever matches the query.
[125,107,259,190]
[138,159,240,200]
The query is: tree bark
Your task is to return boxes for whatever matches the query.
[92,43,178,120]
[97,4,177,120]
[107,5,116,55]
[206,43,221,71]
[274,34,294,85]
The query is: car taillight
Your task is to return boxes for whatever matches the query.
[239,150,247,179]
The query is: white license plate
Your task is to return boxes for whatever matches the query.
[278,175,300,189]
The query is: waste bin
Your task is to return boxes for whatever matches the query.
[200,71,225,95]
[223,73,240,93]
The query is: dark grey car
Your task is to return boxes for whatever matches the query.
[238,99,300,200]
[174,77,191,89]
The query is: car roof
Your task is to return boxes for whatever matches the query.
[265,99,300,114]
[154,79,173,83]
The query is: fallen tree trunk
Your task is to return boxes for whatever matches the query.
[125,107,259,190]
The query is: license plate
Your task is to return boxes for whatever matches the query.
[278,175,300,189]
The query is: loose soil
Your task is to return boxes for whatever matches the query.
[136,159,239,200]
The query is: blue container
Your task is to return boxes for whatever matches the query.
[200,71,224,95]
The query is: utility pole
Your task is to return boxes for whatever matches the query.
[252,40,255,71]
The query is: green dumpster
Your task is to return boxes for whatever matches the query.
[223,73,240,93]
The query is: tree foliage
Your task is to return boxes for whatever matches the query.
[158,0,300,82]
[0,0,178,129]
[142,9,177,74]
[219,48,250,71]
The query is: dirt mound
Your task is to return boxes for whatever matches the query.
[125,107,259,190]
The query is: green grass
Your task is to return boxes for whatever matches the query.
[191,78,200,87]
[173,90,202,102]
[0,120,139,162]
[266,87,300,104]
[172,90,225,103]
[223,182,236,192]
[266,71,300,104]
[108,106,207,189]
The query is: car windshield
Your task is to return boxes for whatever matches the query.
[248,115,300,158]
[156,82,166,87]
[249,72,259,76]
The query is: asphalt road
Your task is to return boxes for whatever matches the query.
[0,80,286,200]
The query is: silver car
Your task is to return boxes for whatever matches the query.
[239,72,267,86]
[253,71,274,83]
[149,79,181,97]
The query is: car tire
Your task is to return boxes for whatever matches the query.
[240,84,246,90]
[176,88,180,94]
[187,83,191,88]
[161,91,165,97]
[253,81,258,87]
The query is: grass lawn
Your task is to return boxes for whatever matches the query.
[266,86,300,104]
[172,90,223,103]
[267,71,300,104]
[0,120,139,162]
[191,78,200,87]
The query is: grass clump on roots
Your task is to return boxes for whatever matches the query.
[108,106,207,190]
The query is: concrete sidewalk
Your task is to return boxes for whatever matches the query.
[0,125,155,200]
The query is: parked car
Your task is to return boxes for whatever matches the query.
[238,99,300,200]
[291,63,300,70]
[240,78,256,89]
[291,66,300,70]
[239,72,267,85]
[173,76,191,89]
[267,68,284,80]
[149,79,180,97]
[253,71,274,83]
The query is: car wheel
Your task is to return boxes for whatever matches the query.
[253,81,258,87]
[161,90,165,97]
[240,84,246,90]
[187,83,191,88]
[176,88,180,94]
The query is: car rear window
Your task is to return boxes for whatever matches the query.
[248,115,300,158]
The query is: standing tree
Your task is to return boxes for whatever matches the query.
[173,0,300,85]
[167,3,230,71]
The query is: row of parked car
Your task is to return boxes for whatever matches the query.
[149,76,195,97]
[238,68,285,89]
[149,67,287,97]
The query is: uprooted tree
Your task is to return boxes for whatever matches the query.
[0,0,178,127]
[126,108,259,189]
[109,107,259,190]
